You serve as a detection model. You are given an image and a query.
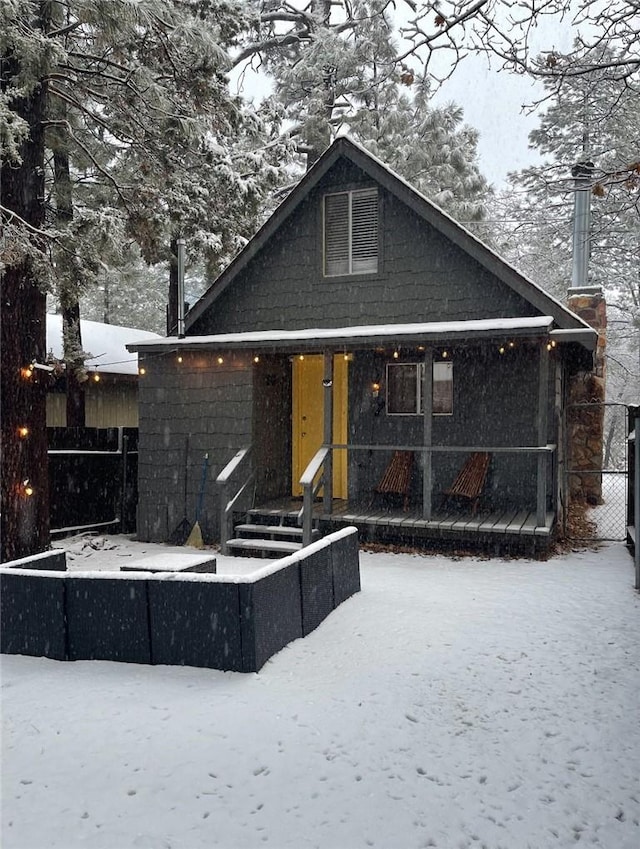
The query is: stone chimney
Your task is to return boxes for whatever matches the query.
[566,293,607,507]
[565,161,607,506]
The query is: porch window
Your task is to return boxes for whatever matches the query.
[433,362,453,415]
[324,188,378,276]
[386,362,453,415]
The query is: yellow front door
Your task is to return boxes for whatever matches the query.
[292,354,348,498]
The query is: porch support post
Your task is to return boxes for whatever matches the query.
[537,342,550,527]
[323,350,333,512]
[633,409,639,591]
[422,347,433,520]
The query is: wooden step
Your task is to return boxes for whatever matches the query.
[247,508,301,524]
[226,538,303,557]
[234,523,318,540]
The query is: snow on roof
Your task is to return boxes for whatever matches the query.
[127,316,555,352]
[47,314,162,375]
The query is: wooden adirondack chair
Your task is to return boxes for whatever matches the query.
[372,450,414,512]
[442,452,491,516]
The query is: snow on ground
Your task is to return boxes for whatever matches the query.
[2,538,640,849]
[588,472,627,541]
[51,533,266,577]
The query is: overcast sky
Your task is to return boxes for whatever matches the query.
[429,55,545,187]
[423,11,578,187]
[232,9,578,189]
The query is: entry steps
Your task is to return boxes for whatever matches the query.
[226,518,320,558]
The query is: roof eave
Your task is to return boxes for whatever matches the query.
[549,327,598,351]
[128,320,555,355]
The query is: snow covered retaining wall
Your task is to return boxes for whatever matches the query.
[0,528,360,672]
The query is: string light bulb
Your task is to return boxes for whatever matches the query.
[298,354,304,361]
[253,356,260,364]
[18,426,29,438]
[498,345,505,355]
[93,372,100,382]
[393,350,399,359]
[20,365,34,380]
[23,479,34,497]
[217,356,224,365]
[139,366,146,375]
[177,355,183,364]
[441,350,449,359]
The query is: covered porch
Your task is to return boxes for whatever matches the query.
[129,316,595,555]
[241,495,556,555]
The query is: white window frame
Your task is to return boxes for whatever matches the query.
[386,362,453,416]
[433,361,453,416]
[323,187,378,277]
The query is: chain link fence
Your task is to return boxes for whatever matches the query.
[566,403,628,542]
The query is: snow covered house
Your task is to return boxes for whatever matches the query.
[46,314,160,427]
[127,137,598,555]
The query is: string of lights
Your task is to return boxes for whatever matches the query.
[15,336,562,500]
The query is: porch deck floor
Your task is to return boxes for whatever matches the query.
[248,499,555,539]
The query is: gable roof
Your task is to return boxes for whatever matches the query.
[185,136,594,338]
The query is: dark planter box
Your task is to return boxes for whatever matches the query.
[331,530,361,605]
[1,527,361,672]
[299,546,335,636]
[66,576,151,664]
[241,564,303,672]
[0,572,67,660]
[148,578,243,671]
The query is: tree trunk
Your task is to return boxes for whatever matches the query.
[0,43,50,561]
[61,300,86,427]
[53,138,86,427]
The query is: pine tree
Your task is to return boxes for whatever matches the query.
[490,44,639,401]
[1,0,53,559]
[238,0,489,220]
[1,0,288,560]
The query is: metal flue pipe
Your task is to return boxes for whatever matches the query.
[177,237,185,339]
[571,162,594,291]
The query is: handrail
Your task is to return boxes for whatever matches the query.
[330,443,557,454]
[299,446,330,547]
[217,448,251,484]
[300,445,330,486]
[216,446,253,555]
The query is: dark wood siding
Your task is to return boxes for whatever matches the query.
[136,351,253,542]
[253,355,292,501]
[190,161,539,337]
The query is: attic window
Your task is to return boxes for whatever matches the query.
[324,188,378,276]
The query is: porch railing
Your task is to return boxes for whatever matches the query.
[216,447,254,555]
[298,446,330,547]
[294,441,555,548]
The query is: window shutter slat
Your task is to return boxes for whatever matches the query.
[351,188,378,273]
[324,193,350,275]
[324,187,378,276]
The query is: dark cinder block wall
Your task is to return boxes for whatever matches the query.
[137,352,253,542]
